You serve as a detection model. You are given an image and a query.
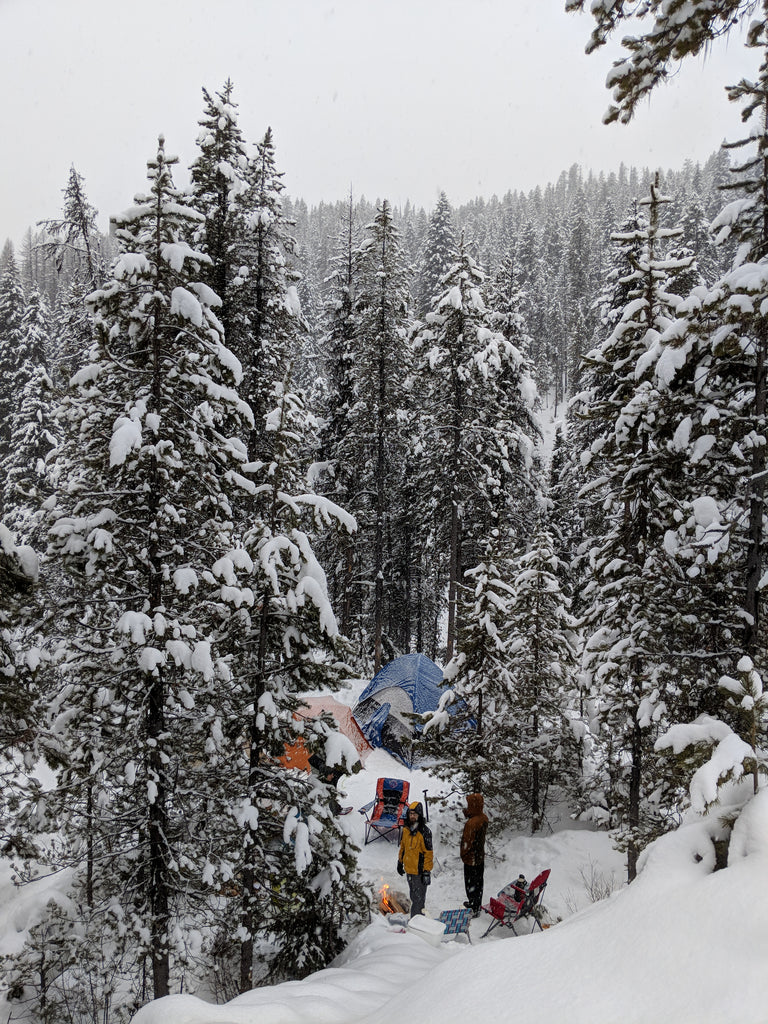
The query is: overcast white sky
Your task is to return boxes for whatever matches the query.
[0,0,755,247]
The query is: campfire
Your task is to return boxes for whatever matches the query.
[378,882,408,915]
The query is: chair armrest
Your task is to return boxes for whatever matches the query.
[358,799,375,817]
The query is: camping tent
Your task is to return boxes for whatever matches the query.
[279,694,372,773]
[352,653,446,766]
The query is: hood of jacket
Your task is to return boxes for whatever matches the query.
[406,800,425,831]
[464,792,484,817]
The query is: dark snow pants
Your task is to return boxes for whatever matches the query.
[464,863,484,912]
[407,872,428,917]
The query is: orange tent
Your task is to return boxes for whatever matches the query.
[279,695,371,772]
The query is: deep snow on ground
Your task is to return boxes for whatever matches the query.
[129,718,768,1024]
[3,672,767,1024]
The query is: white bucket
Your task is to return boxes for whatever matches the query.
[407,914,446,947]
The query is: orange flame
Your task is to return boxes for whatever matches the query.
[379,881,396,913]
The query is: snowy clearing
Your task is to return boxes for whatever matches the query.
[123,691,768,1024]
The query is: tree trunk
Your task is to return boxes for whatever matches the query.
[239,587,270,993]
[446,497,459,660]
[531,710,541,834]
[415,556,423,654]
[471,690,484,792]
[340,537,353,637]
[403,515,412,651]
[627,720,642,882]
[373,234,388,672]
[147,669,170,998]
[745,319,767,656]
[531,582,542,832]
[147,198,170,999]
[238,709,263,993]
[374,416,385,672]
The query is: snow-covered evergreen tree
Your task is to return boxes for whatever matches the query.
[0,251,26,490]
[568,203,648,617]
[38,166,104,289]
[566,0,751,124]
[315,193,360,639]
[39,169,106,388]
[486,252,533,356]
[189,80,250,351]
[505,525,580,831]
[0,522,39,789]
[412,238,540,658]
[237,128,306,445]
[347,200,412,669]
[43,136,256,1004]
[0,288,56,542]
[414,191,457,318]
[576,177,695,878]
[424,523,576,834]
[422,537,518,814]
[219,381,369,991]
[638,27,768,858]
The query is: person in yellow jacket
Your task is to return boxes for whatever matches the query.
[397,801,433,917]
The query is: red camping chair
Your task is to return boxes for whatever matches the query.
[358,777,410,845]
[480,869,551,938]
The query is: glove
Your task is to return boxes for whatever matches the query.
[397,861,404,876]
[421,871,431,886]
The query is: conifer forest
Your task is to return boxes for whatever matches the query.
[2,3,768,1020]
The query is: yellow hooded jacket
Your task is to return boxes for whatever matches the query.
[397,802,434,876]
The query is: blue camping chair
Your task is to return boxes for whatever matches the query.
[359,777,410,845]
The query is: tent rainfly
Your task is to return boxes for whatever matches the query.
[352,653,446,766]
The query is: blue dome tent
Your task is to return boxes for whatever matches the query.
[353,653,447,767]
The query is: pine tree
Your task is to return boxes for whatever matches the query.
[422,522,576,837]
[39,169,106,388]
[505,525,579,831]
[576,176,695,879]
[45,136,256,1003]
[654,25,768,662]
[564,206,595,399]
[223,381,369,991]
[422,537,518,815]
[347,200,412,669]
[412,238,540,659]
[567,0,753,124]
[0,251,26,490]
[0,521,39,788]
[189,80,250,351]
[642,28,768,857]
[0,288,56,542]
[237,128,306,447]
[415,191,458,318]
[316,193,360,639]
[38,166,104,290]
[656,656,767,819]
[568,204,648,600]
[486,252,533,356]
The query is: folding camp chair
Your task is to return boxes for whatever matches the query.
[358,777,410,845]
[438,908,473,943]
[480,869,551,938]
